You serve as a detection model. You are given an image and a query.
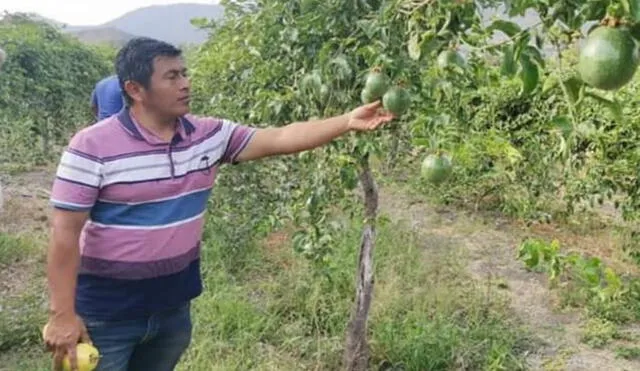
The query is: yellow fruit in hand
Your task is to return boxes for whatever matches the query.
[41,324,100,370]
[61,343,100,371]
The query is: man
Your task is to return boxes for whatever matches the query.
[90,74,124,121]
[43,37,394,371]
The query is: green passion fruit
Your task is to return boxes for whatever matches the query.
[437,49,466,70]
[363,68,389,101]
[577,25,640,90]
[361,88,376,104]
[421,153,453,184]
[382,85,410,116]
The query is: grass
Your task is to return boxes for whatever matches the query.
[0,232,41,266]
[0,211,532,370]
[176,213,532,370]
[0,232,48,370]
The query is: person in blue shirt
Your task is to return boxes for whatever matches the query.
[90,75,124,121]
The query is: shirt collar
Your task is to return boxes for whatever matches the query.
[116,107,195,145]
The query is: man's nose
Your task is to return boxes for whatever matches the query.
[180,76,190,89]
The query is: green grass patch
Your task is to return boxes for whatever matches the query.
[0,214,532,370]
[0,232,40,266]
[0,232,47,360]
[616,345,640,360]
[178,215,532,370]
[0,347,50,371]
[0,288,48,352]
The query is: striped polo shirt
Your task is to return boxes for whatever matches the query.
[49,108,256,321]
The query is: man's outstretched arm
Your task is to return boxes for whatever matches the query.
[235,101,394,163]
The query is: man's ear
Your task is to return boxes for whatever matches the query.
[123,80,145,103]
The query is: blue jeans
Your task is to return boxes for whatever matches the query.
[82,302,192,371]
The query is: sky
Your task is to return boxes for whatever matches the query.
[0,0,218,26]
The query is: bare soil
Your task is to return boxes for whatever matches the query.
[0,168,52,298]
[379,186,640,371]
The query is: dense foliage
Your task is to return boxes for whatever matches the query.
[188,0,640,367]
[0,14,112,166]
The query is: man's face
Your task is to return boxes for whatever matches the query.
[143,55,191,117]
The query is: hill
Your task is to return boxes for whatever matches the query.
[63,3,224,46]
[67,27,136,47]
[22,3,549,49]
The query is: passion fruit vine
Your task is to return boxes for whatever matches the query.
[421,153,453,185]
[577,25,640,91]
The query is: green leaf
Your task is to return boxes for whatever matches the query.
[412,138,431,147]
[501,44,516,76]
[585,92,623,121]
[631,0,640,22]
[328,55,352,82]
[340,166,359,190]
[550,115,573,137]
[408,31,421,60]
[533,31,543,50]
[542,74,557,94]
[522,45,545,69]
[518,56,539,95]
[627,22,640,40]
[561,76,583,104]
[487,19,522,38]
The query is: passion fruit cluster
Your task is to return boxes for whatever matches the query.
[360,67,411,117]
[359,66,453,184]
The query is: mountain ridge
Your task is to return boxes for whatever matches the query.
[15,3,560,51]
[60,3,224,46]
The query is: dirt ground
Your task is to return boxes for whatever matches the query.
[380,187,640,371]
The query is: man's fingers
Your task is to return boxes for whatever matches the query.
[363,100,382,110]
[53,348,66,371]
[366,117,389,130]
[80,327,93,345]
[44,341,55,352]
[67,343,79,371]
[374,108,394,118]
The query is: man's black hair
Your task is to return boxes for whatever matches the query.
[115,37,182,106]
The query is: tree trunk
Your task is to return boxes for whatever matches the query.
[343,154,378,371]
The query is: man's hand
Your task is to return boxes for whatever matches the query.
[347,100,395,131]
[43,313,92,371]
